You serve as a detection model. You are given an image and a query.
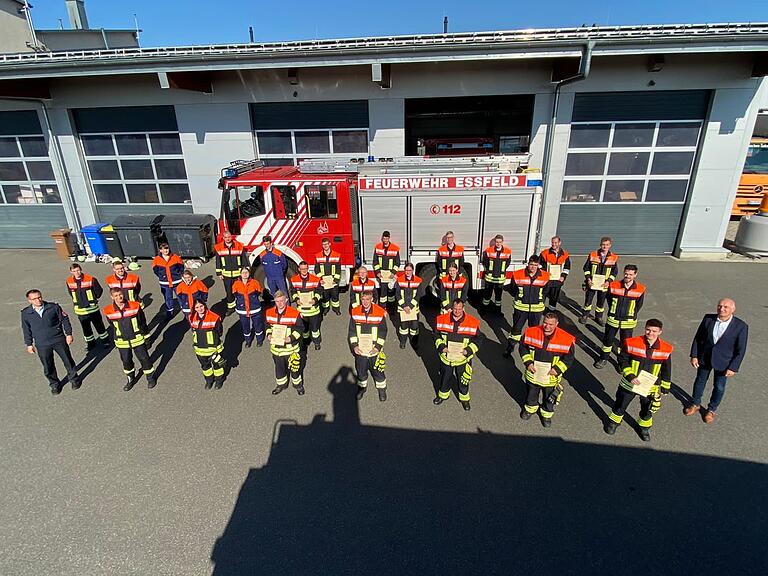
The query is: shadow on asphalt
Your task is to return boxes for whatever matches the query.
[149,316,188,380]
[210,365,768,576]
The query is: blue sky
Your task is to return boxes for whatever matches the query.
[27,0,768,47]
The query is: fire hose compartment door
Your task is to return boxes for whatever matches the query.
[359,196,407,266]
[410,195,481,250]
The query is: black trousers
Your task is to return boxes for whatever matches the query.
[438,361,471,401]
[398,319,419,344]
[510,309,542,343]
[78,311,107,344]
[238,313,265,344]
[222,276,236,310]
[583,289,607,317]
[483,282,504,307]
[546,281,564,309]
[300,314,322,344]
[36,340,79,386]
[118,344,153,376]
[524,382,559,418]
[355,354,386,388]
[379,281,396,305]
[320,286,340,313]
[611,386,653,427]
[601,325,633,359]
[273,354,303,388]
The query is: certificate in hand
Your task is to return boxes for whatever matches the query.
[321,275,336,289]
[379,269,393,282]
[548,264,562,278]
[632,370,658,396]
[270,323,289,344]
[446,341,465,362]
[533,361,552,386]
[590,273,607,291]
[358,333,375,356]
[298,292,313,307]
[399,307,418,322]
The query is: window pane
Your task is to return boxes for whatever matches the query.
[19,136,48,157]
[651,151,694,175]
[159,184,191,203]
[2,185,21,203]
[238,185,266,217]
[607,152,650,175]
[257,132,293,154]
[332,130,368,153]
[154,159,187,179]
[126,183,160,203]
[612,123,655,147]
[565,153,606,176]
[121,159,154,180]
[88,159,120,180]
[604,180,644,202]
[271,185,298,219]
[295,131,330,154]
[262,158,294,167]
[0,161,27,180]
[562,180,602,202]
[82,135,115,156]
[26,161,55,180]
[305,185,338,219]
[0,138,20,158]
[646,180,688,202]
[149,133,183,155]
[115,134,149,155]
[94,184,126,203]
[657,122,701,147]
[4,184,56,204]
[569,124,610,148]
[40,184,62,204]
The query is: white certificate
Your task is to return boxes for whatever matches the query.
[399,308,418,322]
[321,275,336,289]
[533,361,552,386]
[632,370,658,396]
[548,264,562,278]
[358,333,375,356]
[298,292,313,307]
[591,273,607,291]
[379,269,393,282]
[270,323,289,344]
[446,341,465,362]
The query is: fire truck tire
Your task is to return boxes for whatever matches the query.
[418,264,439,299]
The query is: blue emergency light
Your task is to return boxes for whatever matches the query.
[221,168,238,179]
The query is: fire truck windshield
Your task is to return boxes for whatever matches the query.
[239,185,266,217]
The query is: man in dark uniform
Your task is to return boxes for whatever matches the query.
[21,289,81,395]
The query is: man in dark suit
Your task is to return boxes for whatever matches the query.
[21,289,82,395]
[685,298,748,423]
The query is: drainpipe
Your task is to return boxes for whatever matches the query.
[536,40,594,251]
[0,97,84,237]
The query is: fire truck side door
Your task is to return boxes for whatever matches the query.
[221,186,242,235]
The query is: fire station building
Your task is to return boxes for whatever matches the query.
[0,22,767,257]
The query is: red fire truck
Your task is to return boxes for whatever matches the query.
[218,156,543,289]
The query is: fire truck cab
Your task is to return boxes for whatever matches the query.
[218,156,543,290]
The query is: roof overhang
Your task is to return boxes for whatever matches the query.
[0,23,766,81]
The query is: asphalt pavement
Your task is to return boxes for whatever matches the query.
[0,250,766,575]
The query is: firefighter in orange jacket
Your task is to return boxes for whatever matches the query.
[175,270,209,319]
[314,237,342,316]
[189,299,225,390]
[266,291,305,396]
[215,230,248,315]
[436,230,465,276]
[105,259,142,304]
[103,288,156,391]
[594,264,646,369]
[438,263,467,314]
[538,235,571,311]
[290,261,323,350]
[66,262,109,351]
[481,234,512,311]
[232,267,264,348]
[395,263,422,350]
[518,312,576,427]
[580,236,619,326]
[504,256,550,357]
[151,242,185,319]
[349,291,389,402]
[349,266,379,309]
[604,318,673,442]
[372,231,401,308]
[434,299,481,411]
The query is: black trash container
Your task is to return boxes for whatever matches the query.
[111,214,165,258]
[159,213,217,259]
[98,224,124,259]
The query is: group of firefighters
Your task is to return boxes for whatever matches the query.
[53,228,671,442]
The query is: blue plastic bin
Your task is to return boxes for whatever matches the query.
[81,223,109,255]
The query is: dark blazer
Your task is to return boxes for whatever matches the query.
[21,301,73,347]
[690,314,748,372]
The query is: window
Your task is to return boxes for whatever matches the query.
[562,120,701,204]
[81,132,190,204]
[255,128,369,166]
[271,185,298,220]
[238,185,266,218]
[0,134,60,204]
[305,185,338,219]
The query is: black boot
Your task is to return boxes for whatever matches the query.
[272,385,288,395]
[603,421,619,435]
[399,340,407,349]
[639,428,651,442]
[578,314,589,324]
[71,378,82,391]
[50,382,62,395]
[520,409,532,420]
[594,314,605,326]
[502,340,515,358]
[433,396,445,405]
[461,401,471,411]
[333,308,341,316]
[594,359,607,369]
[204,376,214,390]
[314,342,322,351]
[356,386,366,400]
[296,384,306,396]
[147,375,157,389]
[244,339,252,348]
[540,415,552,428]
[124,372,136,391]
[214,378,224,390]
[378,388,387,402]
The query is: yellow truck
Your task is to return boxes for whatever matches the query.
[733,137,768,217]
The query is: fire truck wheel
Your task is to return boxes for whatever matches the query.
[418,264,439,300]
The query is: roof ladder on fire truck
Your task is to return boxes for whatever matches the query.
[298,154,531,175]
[220,159,265,179]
